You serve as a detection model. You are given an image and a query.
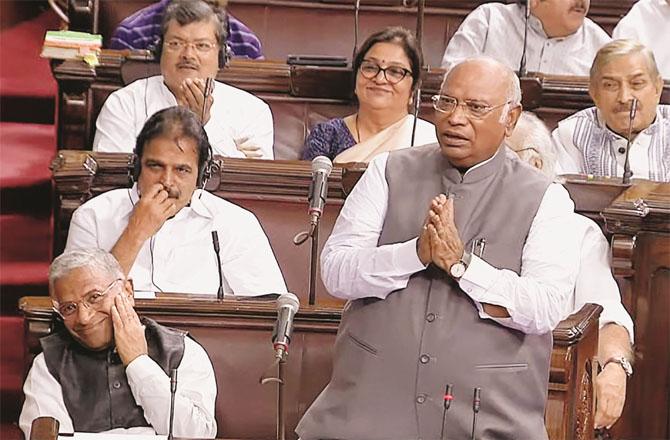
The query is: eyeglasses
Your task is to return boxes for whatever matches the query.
[432,95,510,120]
[164,39,218,54]
[53,279,123,319]
[359,60,412,85]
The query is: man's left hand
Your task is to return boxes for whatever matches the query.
[594,363,627,429]
[111,294,148,366]
[236,137,264,158]
[427,196,464,274]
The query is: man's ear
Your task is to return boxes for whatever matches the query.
[654,75,664,100]
[504,104,523,137]
[123,279,135,306]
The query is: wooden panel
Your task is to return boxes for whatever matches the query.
[19,296,601,440]
[601,182,670,440]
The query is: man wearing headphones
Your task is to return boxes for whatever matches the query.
[94,0,273,159]
[66,106,287,296]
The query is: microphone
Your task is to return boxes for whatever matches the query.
[440,383,454,440]
[308,156,333,226]
[471,387,481,440]
[353,0,361,61]
[211,231,224,300]
[518,0,531,76]
[622,97,638,185]
[201,77,214,122]
[168,368,178,440]
[272,293,300,360]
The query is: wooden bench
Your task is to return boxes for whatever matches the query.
[19,295,602,440]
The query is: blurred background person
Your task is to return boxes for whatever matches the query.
[111,0,263,60]
[613,0,669,79]
[442,0,610,75]
[302,27,436,163]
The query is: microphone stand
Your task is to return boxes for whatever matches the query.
[168,369,178,440]
[260,338,290,440]
[622,98,638,185]
[293,216,320,306]
[518,0,531,77]
[353,0,361,62]
[410,0,426,147]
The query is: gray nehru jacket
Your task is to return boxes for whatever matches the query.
[297,144,553,440]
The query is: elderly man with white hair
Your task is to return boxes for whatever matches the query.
[296,57,582,440]
[552,39,669,181]
[509,111,635,429]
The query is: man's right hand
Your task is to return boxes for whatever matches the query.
[417,195,448,266]
[126,183,177,243]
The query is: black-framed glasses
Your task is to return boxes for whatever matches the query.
[52,278,123,319]
[164,39,218,54]
[359,60,412,85]
[432,94,510,120]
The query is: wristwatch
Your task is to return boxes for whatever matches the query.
[602,356,633,377]
[449,250,472,279]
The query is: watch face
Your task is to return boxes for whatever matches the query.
[450,262,466,278]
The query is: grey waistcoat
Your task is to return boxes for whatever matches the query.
[297,145,552,440]
[40,317,185,433]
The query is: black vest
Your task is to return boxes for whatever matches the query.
[40,317,185,432]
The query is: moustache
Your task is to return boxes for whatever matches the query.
[614,102,641,114]
[177,61,199,70]
[163,186,181,199]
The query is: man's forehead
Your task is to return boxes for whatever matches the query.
[441,65,506,101]
[52,267,111,300]
[143,135,199,162]
[598,56,652,78]
[164,18,217,39]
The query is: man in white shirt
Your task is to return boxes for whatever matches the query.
[94,0,273,159]
[297,57,580,440]
[20,248,217,438]
[509,111,635,429]
[442,0,610,75]
[553,39,669,181]
[67,106,287,296]
[613,0,670,79]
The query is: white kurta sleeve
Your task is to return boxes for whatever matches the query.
[19,354,74,439]
[441,5,489,69]
[93,88,139,153]
[458,184,580,334]
[320,153,427,300]
[218,210,288,295]
[64,204,100,251]
[125,336,217,438]
[552,120,587,175]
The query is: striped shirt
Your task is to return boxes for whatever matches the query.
[109,0,263,60]
[552,105,670,182]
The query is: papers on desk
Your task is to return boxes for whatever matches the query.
[59,434,166,440]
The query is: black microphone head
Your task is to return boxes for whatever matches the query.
[277,292,300,313]
[311,156,333,176]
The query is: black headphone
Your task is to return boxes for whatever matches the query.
[131,107,215,189]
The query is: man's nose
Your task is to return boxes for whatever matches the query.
[160,169,174,187]
[617,83,634,104]
[445,103,468,125]
[75,303,94,325]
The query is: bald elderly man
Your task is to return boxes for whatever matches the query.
[297,57,582,440]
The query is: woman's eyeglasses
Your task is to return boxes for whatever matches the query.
[359,60,412,85]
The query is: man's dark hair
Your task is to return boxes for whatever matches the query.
[162,0,228,49]
[352,26,423,97]
[134,106,211,184]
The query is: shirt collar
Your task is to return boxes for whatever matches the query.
[129,183,214,220]
[527,9,581,43]
[595,106,662,140]
[441,145,506,184]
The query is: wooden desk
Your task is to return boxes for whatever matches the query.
[20,296,601,440]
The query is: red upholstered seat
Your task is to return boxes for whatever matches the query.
[0,122,55,189]
[0,316,26,439]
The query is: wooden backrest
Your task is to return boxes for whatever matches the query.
[69,0,636,66]
[19,295,602,440]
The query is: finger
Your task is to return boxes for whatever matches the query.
[445,197,456,224]
[162,202,177,216]
[153,189,169,202]
[115,294,132,323]
[111,304,122,330]
[144,183,165,199]
[180,80,201,109]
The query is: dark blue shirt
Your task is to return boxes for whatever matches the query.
[302,118,357,161]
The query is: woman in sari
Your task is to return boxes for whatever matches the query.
[302,27,437,163]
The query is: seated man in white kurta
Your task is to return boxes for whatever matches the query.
[66,106,287,296]
[94,0,273,159]
[552,39,669,181]
[442,0,610,75]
